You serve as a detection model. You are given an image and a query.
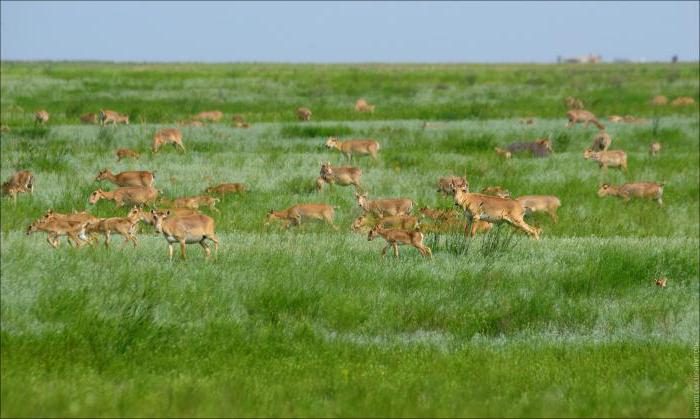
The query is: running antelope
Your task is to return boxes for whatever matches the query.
[297,107,312,121]
[515,195,562,223]
[160,195,220,213]
[355,193,413,217]
[40,209,101,244]
[34,110,49,125]
[192,111,223,122]
[325,137,380,161]
[598,182,664,206]
[115,148,140,161]
[95,169,154,188]
[91,206,142,248]
[317,162,362,192]
[98,110,129,126]
[265,204,338,230]
[26,219,89,248]
[152,128,185,153]
[89,187,159,207]
[351,214,419,232]
[205,183,247,194]
[583,149,628,172]
[150,210,220,261]
[566,109,605,129]
[590,130,612,151]
[367,224,432,259]
[355,99,375,113]
[450,181,540,239]
[437,176,468,196]
[649,142,662,156]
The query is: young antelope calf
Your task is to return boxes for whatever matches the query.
[152,128,185,153]
[205,183,247,195]
[649,142,662,156]
[115,148,140,161]
[566,110,605,129]
[95,169,154,188]
[98,110,129,126]
[317,162,362,192]
[161,195,220,213]
[515,195,562,223]
[583,149,628,172]
[90,206,142,248]
[151,210,220,261]
[265,204,338,230]
[325,137,380,161]
[367,224,432,259]
[598,182,664,206]
[355,99,375,113]
[89,187,159,207]
[356,193,413,217]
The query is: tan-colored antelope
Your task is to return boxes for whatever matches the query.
[2,170,34,202]
[325,137,380,161]
[192,111,223,122]
[480,186,512,199]
[437,176,468,195]
[650,95,668,106]
[515,195,562,223]
[177,120,204,127]
[451,182,540,239]
[566,110,605,129]
[152,128,185,153]
[150,210,220,261]
[232,114,250,128]
[317,162,362,192]
[565,96,584,110]
[205,183,247,194]
[40,209,102,244]
[355,99,375,113]
[265,204,338,230]
[351,214,419,232]
[355,193,413,217]
[649,141,662,156]
[367,224,432,259]
[418,206,492,235]
[80,112,97,124]
[297,107,312,121]
[583,149,628,172]
[494,147,512,159]
[131,206,199,227]
[95,169,154,188]
[89,187,159,207]
[34,110,49,125]
[160,195,220,213]
[26,219,89,248]
[98,109,129,126]
[598,182,664,206]
[655,278,667,288]
[671,96,696,106]
[505,139,553,158]
[590,130,612,151]
[90,206,142,248]
[115,148,140,161]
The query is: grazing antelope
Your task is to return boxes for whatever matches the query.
[80,112,97,124]
[671,96,696,106]
[367,224,432,259]
[450,181,540,239]
[649,141,662,156]
[325,137,380,161]
[494,147,512,159]
[583,149,628,172]
[480,186,511,199]
[296,107,312,121]
[597,182,664,206]
[26,219,89,248]
[650,95,668,106]
[160,195,220,213]
[565,96,584,110]
[265,204,338,230]
[192,111,223,122]
[2,170,34,203]
[355,193,413,217]
[232,114,250,128]
[590,130,612,152]
[566,110,605,129]
[351,214,419,232]
[655,278,667,288]
[34,110,49,125]
[515,195,562,223]
[205,183,247,195]
[152,128,185,153]
[505,139,553,157]
[150,210,220,261]
[437,176,468,196]
[355,99,375,113]
[91,206,142,248]
[89,187,159,207]
[115,148,140,161]
[98,110,129,126]
[95,169,154,188]
[317,162,362,192]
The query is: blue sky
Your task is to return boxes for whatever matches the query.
[1,1,698,63]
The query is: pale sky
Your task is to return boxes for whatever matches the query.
[1,1,698,63]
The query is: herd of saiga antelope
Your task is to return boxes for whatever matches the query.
[3,95,695,261]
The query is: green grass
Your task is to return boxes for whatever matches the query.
[1,62,699,417]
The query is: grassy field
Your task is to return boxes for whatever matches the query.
[1,62,699,417]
